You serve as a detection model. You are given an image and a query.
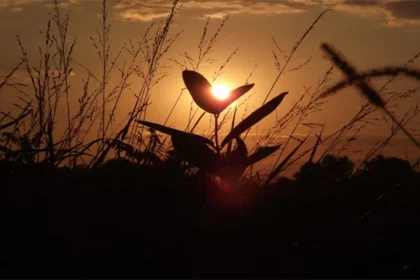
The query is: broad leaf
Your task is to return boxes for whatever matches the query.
[221,92,288,147]
[136,120,214,147]
[171,133,220,172]
[182,70,254,115]
[218,137,248,182]
[182,70,214,114]
[216,83,254,115]
[247,144,281,166]
[226,137,248,164]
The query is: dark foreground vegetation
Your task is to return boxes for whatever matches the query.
[1,154,420,278]
[2,1,420,278]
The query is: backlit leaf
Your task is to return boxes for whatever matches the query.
[171,133,220,172]
[247,144,281,166]
[182,70,215,114]
[182,70,254,115]
[136,120,214,147]
[218,137,248,181]
[216,83,254,114]
[221,92,288,147]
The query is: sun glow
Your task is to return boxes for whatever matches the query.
[211,84,230,100]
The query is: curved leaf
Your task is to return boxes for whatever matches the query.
[227,137,248,163]
[217,83,255,114]
[247,144,281,166]
[182,70,254,115]
[136,120,214,147]
[171,133,220,172]
[218,137,248,182]
[182,70,215,114]
[221,92,288,147]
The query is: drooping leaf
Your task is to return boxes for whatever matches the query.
[247,144,281,166]
[182,70,254,115]
[136,120,214,147]
[227,137,248,164]
[265,135,308,185]
[218,137,248,182]
[221,92,288,147]
[171,133,220,172]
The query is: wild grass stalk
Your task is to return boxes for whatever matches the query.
[267,50,420,182]
[163,16,230,131]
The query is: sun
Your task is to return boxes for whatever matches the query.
[211,84,230,100]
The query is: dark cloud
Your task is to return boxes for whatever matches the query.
[114,0,305,22]
[383,0,420,20]
[323,0,420,26]
[343,0,379,7]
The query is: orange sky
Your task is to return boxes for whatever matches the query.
[1,0,420,175]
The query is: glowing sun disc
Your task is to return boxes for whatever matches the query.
[211,84,230,100]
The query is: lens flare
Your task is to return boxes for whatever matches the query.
[211,84,230,100]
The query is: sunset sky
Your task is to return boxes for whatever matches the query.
[1,0,420,174]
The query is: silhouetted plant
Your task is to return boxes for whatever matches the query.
[137,70,287,183]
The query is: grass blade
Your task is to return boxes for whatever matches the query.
[265,135,308,185]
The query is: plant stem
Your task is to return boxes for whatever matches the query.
[190,111,205,133]
[101,0,107,141]
[382,106,420,150]
[214,114,220,156]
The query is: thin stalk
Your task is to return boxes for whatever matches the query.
[190,111,205,133]
[243,9,330,143]
[101,0,108,140]
[214,114,220,156]
[262,9,330,105]
[382,107,420,150]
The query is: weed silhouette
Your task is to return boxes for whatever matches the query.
[1,0,420,278]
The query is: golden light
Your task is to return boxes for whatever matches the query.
[211,84,230,100]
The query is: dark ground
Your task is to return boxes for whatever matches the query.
[1,155,420,278]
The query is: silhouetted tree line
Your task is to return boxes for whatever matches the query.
[0,154,419,278]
